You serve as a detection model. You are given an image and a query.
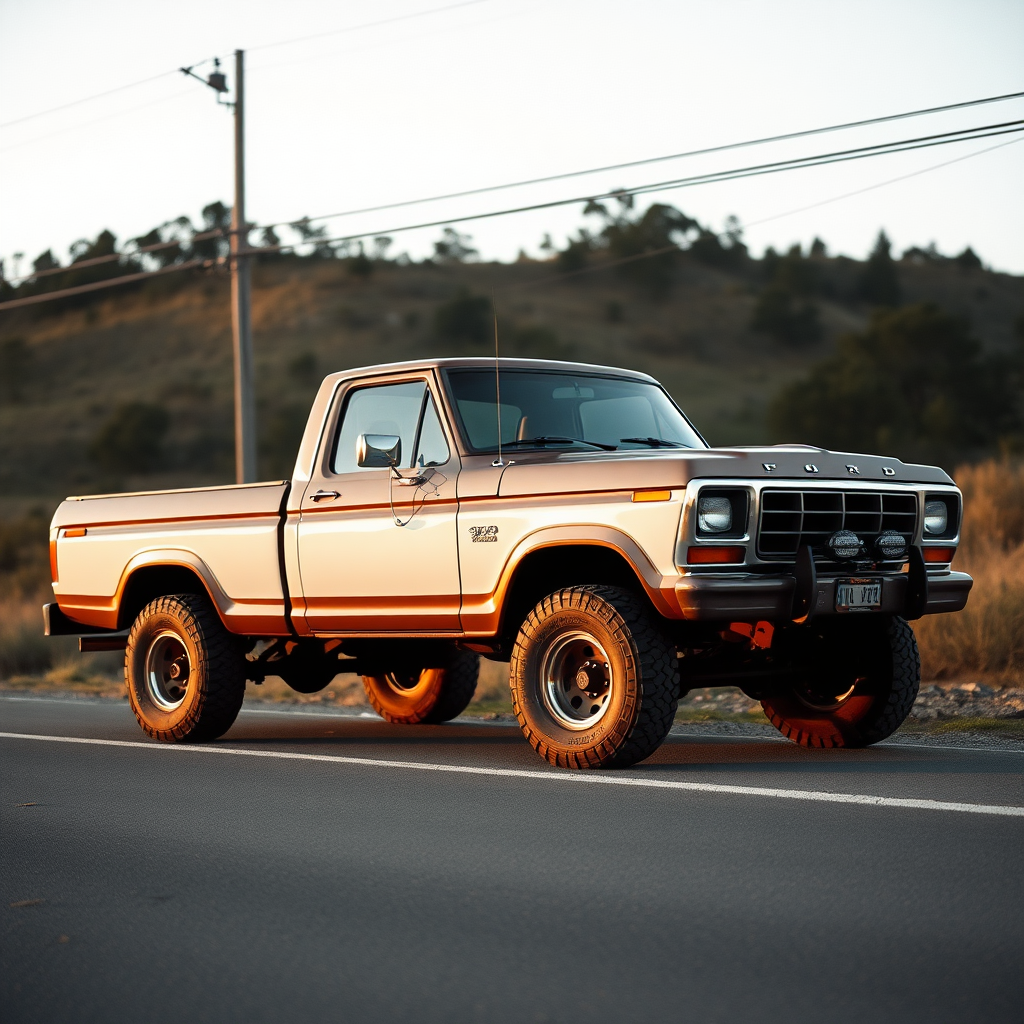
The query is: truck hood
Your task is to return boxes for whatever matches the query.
[496,445,953,498]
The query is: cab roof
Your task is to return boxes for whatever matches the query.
[322,356,659,387]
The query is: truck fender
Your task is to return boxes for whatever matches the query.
[462,525,679,636]
[113,549,232,632]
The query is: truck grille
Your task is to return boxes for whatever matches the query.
[757,489,917,559]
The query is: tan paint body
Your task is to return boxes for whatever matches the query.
[50,357,969,639]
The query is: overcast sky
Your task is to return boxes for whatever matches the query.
[1,0,1022,279]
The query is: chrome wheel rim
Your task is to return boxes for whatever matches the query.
[540,631,613,730]
[145,631,191,711]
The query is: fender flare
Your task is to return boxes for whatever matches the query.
[114,549,232,630]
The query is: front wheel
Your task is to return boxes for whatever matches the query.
[125,593,246,742]
[510,586,679,769]
[362,648,480,724]
[761,616,920,749]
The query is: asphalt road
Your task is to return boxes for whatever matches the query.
[3,696,1023,1024]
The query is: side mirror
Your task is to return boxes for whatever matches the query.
[357,433,402,469]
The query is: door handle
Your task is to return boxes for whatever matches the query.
[310,489,341,502]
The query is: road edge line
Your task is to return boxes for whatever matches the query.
[2,731,1023,817]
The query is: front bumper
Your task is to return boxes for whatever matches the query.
[673,570,973,622]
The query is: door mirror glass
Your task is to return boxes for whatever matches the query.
[357,433,402,468]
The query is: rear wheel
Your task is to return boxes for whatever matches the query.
[362,648,479,724]
[125,593,245,742]
[510,586,678,769]
[761,616,920,749]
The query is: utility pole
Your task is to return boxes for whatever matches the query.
[230,50,256,483]
[181,52,256,484]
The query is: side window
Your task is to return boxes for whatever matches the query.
[414,395,451,467]
[332,381,426,474]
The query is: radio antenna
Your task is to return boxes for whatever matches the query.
[491,294,504,468]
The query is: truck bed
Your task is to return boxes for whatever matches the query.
[51,481,290,634]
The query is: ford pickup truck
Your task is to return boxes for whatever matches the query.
[45,357,972,768]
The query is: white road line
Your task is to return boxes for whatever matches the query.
[2,731,1022,818]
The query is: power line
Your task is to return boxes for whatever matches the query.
[0,65,214,130]
[247,0,490,52]
[0,88,199,155]
[0,2,489,131]
[253,120,1024,253]
[599,120,1024,202]
[260,89,1024,231]
[742,134,1024,231]
[5,228,227,287]
[499,135,1024,296]
[0,259,211,312]
[5,120,1021,310]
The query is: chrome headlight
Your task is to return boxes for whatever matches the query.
[924,500,949,536]
[697,495,733,533]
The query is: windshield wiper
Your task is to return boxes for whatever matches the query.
[503,436,618,451]
[619,436,687,448]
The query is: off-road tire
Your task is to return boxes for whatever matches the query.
[125,593,246,743]
[761,616,920,749]
[510,586,679,769]
[362,649,480,724]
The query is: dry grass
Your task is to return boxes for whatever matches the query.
[915,459,1024,685]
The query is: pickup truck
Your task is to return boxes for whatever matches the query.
[45,357,972,768]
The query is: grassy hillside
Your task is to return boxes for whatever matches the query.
[0,247,1021,511]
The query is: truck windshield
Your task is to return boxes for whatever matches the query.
[443,369,706,453]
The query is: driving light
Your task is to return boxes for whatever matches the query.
[874,530,907,560]
[698,496,732,533]
[827,530,862,560]
[924,500,948,535]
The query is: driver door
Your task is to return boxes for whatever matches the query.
[296,375,462,633]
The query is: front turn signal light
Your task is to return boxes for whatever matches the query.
[687,545,745,565]
[922,546,956,563]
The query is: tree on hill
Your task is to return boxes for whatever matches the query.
[751,244,823,347]
[89,402,170,474]
[688,216,748,272]
[583,195,699,298]
[193,201,231,260]
[857,230,901,306]
[768,303,1021,461]
[433,227,478,264]
[32,250,60,274]
[955,246,983,271]
[433,289,491,348]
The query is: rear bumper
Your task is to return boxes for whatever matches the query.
[673,571,973,622]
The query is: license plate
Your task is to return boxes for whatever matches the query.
[836,579,881,611]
